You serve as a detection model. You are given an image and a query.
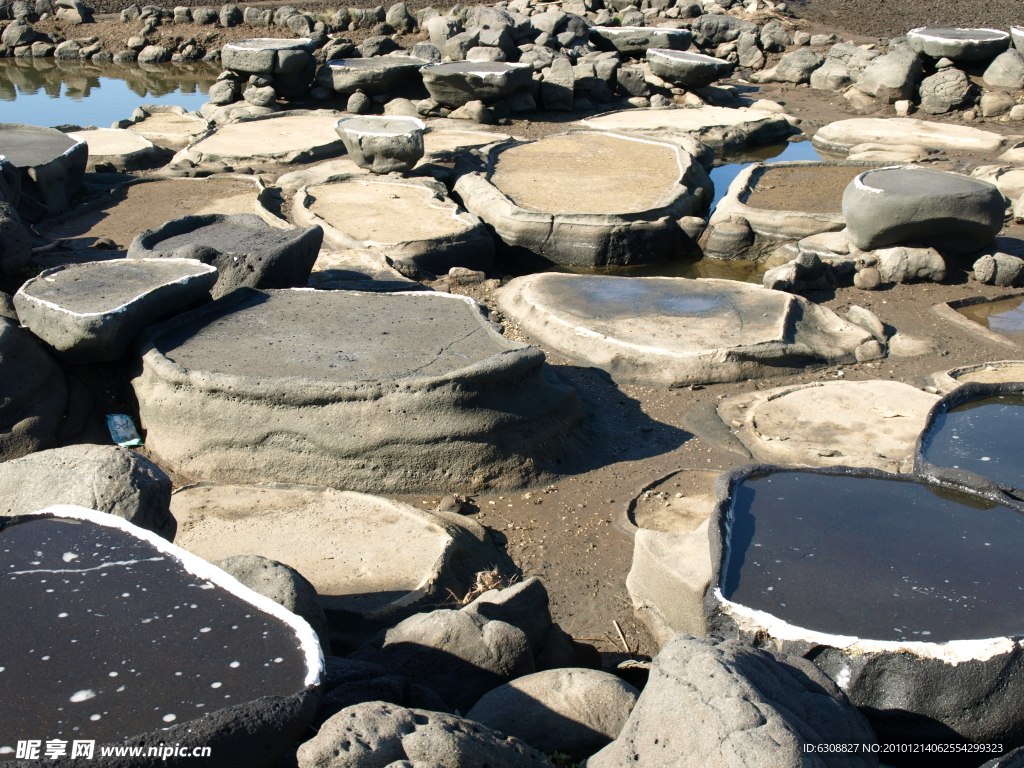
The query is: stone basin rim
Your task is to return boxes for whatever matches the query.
[707,463,1024,664]
[0,123,88,162]
[851,164,999,196]
[8,503,323,687]
[334,116,426,137]
[224,37,314,50]
[592,25,689,34]
[15,258,217,319]
[138,287,540,399]
[648,48,728,64]
[908,26,1010,42]
[420,60,533,78]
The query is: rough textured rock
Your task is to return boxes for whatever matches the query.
[466,669,639,761]
[646,49,732,87]
[296,702,553,768]
[0,445,173,538]
[985,49,1024,89]
[0,123,87,220]
[590,26,691,57]
[13,259,218,363]
[754,48,824,84]
[214,554,331,656]
[918,68,973,113]
[854,48,923,103]
[316,56,428,96]
[334,116,425,174]
[974,252,1024,286]
[874,245,947,283]
[127,213,322,299]
[588,634,876,768]
[0,200,31,275]
[691,14,758,45]
[420,61,534,108]
[0,318,67,462]
[843,166,1004,254]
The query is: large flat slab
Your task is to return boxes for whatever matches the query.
[496,274,877,387]
[813,117,1007,154]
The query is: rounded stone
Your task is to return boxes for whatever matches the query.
[0,123,87,219]
[420,61,534,108]
[221,37,315,74]
[454,132,709,268]
[842,166,1005,254]
[292,176,494,274]
[495,274,875,387]
[813,117,1005,154]
[334,115,425,174]
[133,288,584,493]
[0,319,67,462]
[590,26,692,57]
[68,127,167,172]
[315,56,428,96]
[907,26,1010,62]
[646,48,733,88]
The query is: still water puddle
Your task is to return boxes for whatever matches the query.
[0,59,218,128]
[722,471,1024,643]
[957,296,1024,345]
[922,394,1024,492]
[0,515,306,751]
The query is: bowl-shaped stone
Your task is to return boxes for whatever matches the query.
[420,61,534,108]
[334,116,425,174]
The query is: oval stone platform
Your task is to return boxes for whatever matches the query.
[0,123,88,219]
[907,26,1010,61]
[68,127,169,172]
[495,274,877,387]
[293,176,494,274]
[813,117,1007,154]
[133,288,584,492]
[454,132,710,267]
[590,26,692,57]
[220,37,316,74]
[420,61,534,108]
[334,115,425,174]
[316,56,429,95]
[0,504,320,767]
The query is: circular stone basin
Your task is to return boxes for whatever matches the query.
[491,133,681,215]
[419,61,534,108]
[316,56,428,95]
[0,505,319,760]
[590,26,692,56]
[907,26,1009,61]
[496,274,874,386]
[68,128,162,172]
[646,49,732,88]
[917,383,1024,494]
[334,116,425,174]
[294,177,493,273]
[221,37,315,74]
[178,114,344,166]
[0,123,87,218]
[1,124,80,167]
[134,288,583,492]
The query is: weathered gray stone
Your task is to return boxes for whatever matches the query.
[647,48,732,87]
[759,19,791,51]
[14,258,218,363]
[243,84,277,107]
[813,117,1005,154]
[981,90,1016,117]
[0,200,31,274]
[222,37,315,75]
[133,289,583,493]
[875,245,947,283]
[1,19,34,47]
[541,57,574,110]
[590,26,691,57]
[0,445,173,537]
[426,14,462,48]
[137,45,171,63]
[219,2,242,25]
[843,166,1004,254]
[854,48,922,103]
[918,68,972,114]
[691,13,757,45]
[316,56,429,96]
[908,26,1010,62]
[0,123,87,220]
[984,49,1024,89]
[421,61,534,108]
[0,318,66,462]
[974,252,1024,286]
[467,669,639,761]
[297,702,553,768]
[333,116,425,174]
[753,47,823,84]
[736,31,765,69]
[588,634,876,768]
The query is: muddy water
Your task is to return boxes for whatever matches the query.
[957,296,1024,345]
[0,515,306,752]
[923,394,1024,491]
[722,471,1024,643]
[0,59,218,128]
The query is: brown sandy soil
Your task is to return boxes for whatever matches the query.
[744,163,863,213]
[790,0,1024,41]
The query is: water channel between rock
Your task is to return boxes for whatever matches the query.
[957,295,1024,344]
[722,471,1024,643]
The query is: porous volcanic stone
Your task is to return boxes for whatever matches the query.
[843,166,1004,254]
[717,380,939,473]
[127,213,322,299]
[588,634,876,768]
[907,26,1010,62]
[706,464,1024,756]
[646,49,733,88]
[170,483,505,653]
[68,128,168,173]
[813,117,1006,154]
[315,55,428,95]
[0,123,87,219]
[454,132,709,268]
[14,258,218,362]
[467,668,640,761]
[591,26,692,57]
[0,318,67,462]
[0,445,173,539]
[133,288,583,492]
[220,37,316,74]
[293,176,494,274]
[496,274,876,387]
[0,504,321,768]
[579,106,792,152]
[334,115,425,174]
[420,61,534,108]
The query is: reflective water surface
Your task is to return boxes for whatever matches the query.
[957,296,1024,345]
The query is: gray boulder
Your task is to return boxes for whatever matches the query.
[208,79,239,105]
[588,635,876,768]
[982,747,1024,768]
[463,577,552,656]
[219,2,241,25]
[540,57,574,110]
[221,38,315,76]
[1,19,35,47]
[0,201,31,275]
[387,2,416,33]
[974,252,1024,286]
[127,213,323,299]
[874,245,946,283]
[214,554,331,656]
[646,49,733,88]
[755,47,823,84]
[984,49,1024,89]
[854,48,922,103]
[590,26,691,58]
[0,123,87,220]
[426,15,462,49]
[466,668,639,761]
[759,19,791,52]
[13,259,218,363]
[315,658,449,724]
[907,26,1010,62]
[137,45,171,64]
[0,445,173,538]
[334,116,425,174]
[843,166,1004,254]
[737,32,765,70]
[296,701,553,768]
[316,57,428,96]
[0,318,67,463]
[420,61,534,108]
[691,14,757,45]
[918,68,972,114]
